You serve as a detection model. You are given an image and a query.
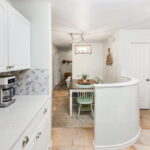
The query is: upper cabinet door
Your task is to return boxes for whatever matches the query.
[8,5,30,71]
[0,1,8,72]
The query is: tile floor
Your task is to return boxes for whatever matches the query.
[52,89,94,128]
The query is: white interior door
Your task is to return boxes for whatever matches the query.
[128,43,150,109]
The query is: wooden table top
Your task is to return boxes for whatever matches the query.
[71,79,96,89]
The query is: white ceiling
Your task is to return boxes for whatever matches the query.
[52,0,150,49]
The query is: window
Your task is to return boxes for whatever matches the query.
[75,45,92,54]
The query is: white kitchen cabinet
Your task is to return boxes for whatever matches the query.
[8,5,30,71]
[35,118,50,150]
[0,0,30,73]
[27,140,36,150]
[12,100,50,150]
[26,118,50,150]
[0,1,7,72]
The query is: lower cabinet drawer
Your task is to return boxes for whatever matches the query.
[26,116,50,150]
[32,117,50,150]
[12,101,50,150]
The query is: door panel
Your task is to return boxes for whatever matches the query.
[0,1,7,72]
[128,43,150,109]
[27,139,36,150]
[35,118,49,150]
[8,5,30,70]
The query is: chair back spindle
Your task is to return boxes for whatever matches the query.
[76,84,94,100]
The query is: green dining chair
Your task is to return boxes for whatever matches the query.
[76,84,94,119]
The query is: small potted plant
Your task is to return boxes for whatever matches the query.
[82,74,88,83]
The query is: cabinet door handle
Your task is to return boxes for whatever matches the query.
[43,108,47,114]
[36,132,42,139]
[146,79,150,81]
[22,136,29,147]
[25,136,29,144]
[22,139,26,147]
[36,135,40,139]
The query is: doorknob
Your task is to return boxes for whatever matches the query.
[146,79,150,81]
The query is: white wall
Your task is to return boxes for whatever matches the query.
[103,32,121,83]
[11,1,51,69]
[72,43,103,79]
[52,46,61,87]
[59,50,72,79]
[120,30,150,75]
[52,48,72,87]
[103,29,150,83]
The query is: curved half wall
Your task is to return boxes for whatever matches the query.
[94,76,140,150]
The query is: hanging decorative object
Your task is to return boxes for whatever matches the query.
[62,60,67,64]
[62,60,72,64]
[106,48,113,66]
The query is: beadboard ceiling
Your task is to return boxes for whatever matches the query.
[52,0,150,49]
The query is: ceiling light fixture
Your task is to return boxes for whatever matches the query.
[70,33,84,43]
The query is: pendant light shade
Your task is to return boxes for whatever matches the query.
[70,33,84,42]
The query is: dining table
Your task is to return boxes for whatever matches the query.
[69,79,96,117]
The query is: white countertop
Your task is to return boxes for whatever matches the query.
[0,95,49,150]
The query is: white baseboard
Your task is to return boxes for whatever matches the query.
[93,128,141,150]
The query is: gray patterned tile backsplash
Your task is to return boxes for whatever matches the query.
[15,69,49,95]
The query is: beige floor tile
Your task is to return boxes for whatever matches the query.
[136,129,150,145]
[52,128,73,146]
[117,144,150,150]
[52,146,84,150]
[52,146,94,150]
[122,146,136,150]
[134,144,150,150]
[52,128,94,147]
[72,128,94,146]
[140,110,150,129]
